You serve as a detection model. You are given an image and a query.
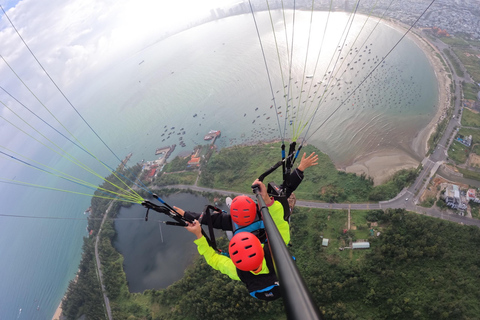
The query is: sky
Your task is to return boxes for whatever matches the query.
[0,0,241,97]
[0,0,242,177]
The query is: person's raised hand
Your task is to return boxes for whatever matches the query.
[297,152,318,172]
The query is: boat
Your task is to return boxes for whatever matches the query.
[204,130,221,140]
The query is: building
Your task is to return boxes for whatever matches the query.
[456,134,472,147]
[187,156,201,168]
[444,184,467,210]
[352,242,370,249]
[322,238,329,247]
[147,167,157,178]
[467,189,476,201]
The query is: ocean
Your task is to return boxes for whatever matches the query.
[0,11,437,319]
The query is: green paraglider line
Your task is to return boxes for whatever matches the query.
[0,109,142,203]
[0,213,148,221]
[0,178,141,204]
[0,85,152,197]
[0,149,142,203]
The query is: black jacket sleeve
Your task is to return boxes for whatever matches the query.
[184,211,234,231]
[283,168,304,198]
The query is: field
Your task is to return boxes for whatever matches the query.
[457,167,480,181]
[464,83,479,101]
[290,207,378,264]
[439,35,480,83]
[453,48,480,83]
[448,140,469,164]
[155,171,198,186]
[461,108,480,127]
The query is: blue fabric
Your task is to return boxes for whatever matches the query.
[233,220,265,235]
[249,284,278,299]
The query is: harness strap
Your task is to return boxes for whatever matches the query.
[233,220,265,235]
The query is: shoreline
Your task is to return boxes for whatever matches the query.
[345,19,451,185]
[52,301,63,320]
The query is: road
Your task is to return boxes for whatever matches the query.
[158,183,480,229]
[94,202,113,320]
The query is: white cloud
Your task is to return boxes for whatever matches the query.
[0,0,241,150]
[1,0,242,90]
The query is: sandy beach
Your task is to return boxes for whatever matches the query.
[345,19,452,185]
[52,301,63,320]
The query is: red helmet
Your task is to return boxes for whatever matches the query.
[229,232,264,271]
[230,195,257,226]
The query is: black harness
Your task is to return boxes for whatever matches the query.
[236,245,281,301]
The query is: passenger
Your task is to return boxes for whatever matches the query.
[184,181,289,300]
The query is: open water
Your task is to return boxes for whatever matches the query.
[0,11,437,319]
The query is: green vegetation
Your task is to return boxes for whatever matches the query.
[199,142,417,202]
[463,82,479,101]
[61,238,104,319]
[439,35,480,83]
[443,48,464,77]
[459,127,480,143]
[448,140,470,164]
[368,169,418,201]
[428,116,450,153]
[435,52,448,70]
[163,156,190,172]
[154,171,197,186]
[436,199,448,210]
[419,196,436,208]
[456,167,480,181]
[461,107,480,127]
[473,144,480,156]
[62,165,142,320]
[63,188,480,320]
[438,36,470,47]
[452,47,480,84]
[470,201,480,219]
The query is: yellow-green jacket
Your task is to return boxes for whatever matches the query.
[193,199,289,281]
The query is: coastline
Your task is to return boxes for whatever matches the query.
[52,301,63,320]
[345,19,451,185]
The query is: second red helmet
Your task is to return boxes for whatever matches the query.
[229,232,264,271]
[230,195,257,226]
